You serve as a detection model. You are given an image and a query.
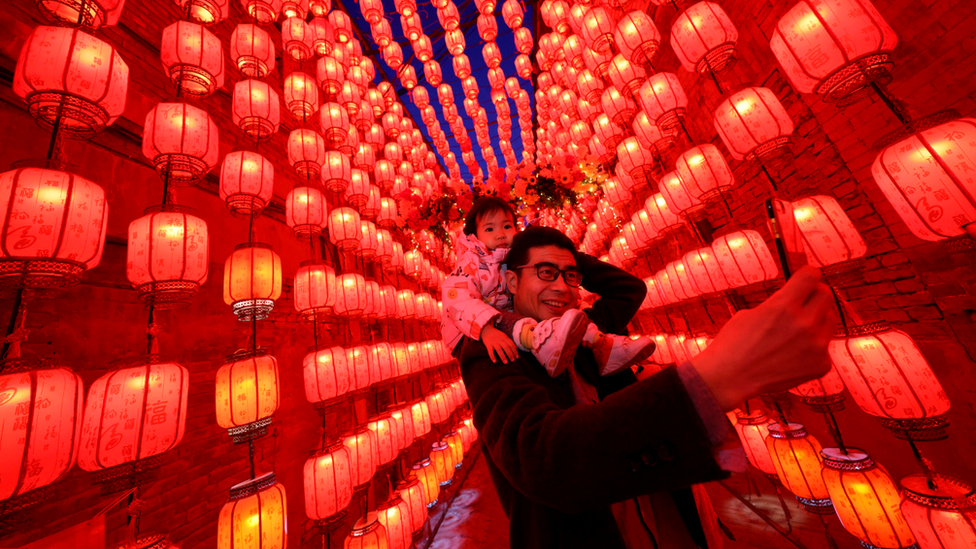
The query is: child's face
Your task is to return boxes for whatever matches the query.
[476,209,516,250]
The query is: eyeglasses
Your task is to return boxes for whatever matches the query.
[512,262,583,287]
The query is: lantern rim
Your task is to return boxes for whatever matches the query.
[351,512,382,535]
[234,241,274,251]
[900,474,976,510]
[108,532,172,549]
[228,471,277,499]
[766,422,807,439]
[820,447,872,471]
[143,203,198,215]
[224,346,273,364]
[835,320,890,338]
[23,91,112,140]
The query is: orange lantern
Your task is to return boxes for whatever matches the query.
[328,207,362,251]
[223,243,282,321]
[821,448,916,548]
[614,11,661,68]
[430,442,455,486]
[79,361,189,471]
[127,206,209,308]
[143,102,220,184]
[714,87,793,163]
[770,0,898,101]
[765,423,832,513]
[35,0,125,29]
[0,365,83,500]
[900,474,976,549]
[215,351,279,440]
[285,184,328,239]
[344,427,377,490]
[682,247,730,295]
[789,365,847,412]
[444,431,464,469]
[791,195,867,269]
[711,230,778,288]
[288,129,326,180]
[282,17,313,60]
[670,1,738,73]
[367,414,399,466]
[733,410,778,478]
[412,458,440,508]
[220,150,274,216]
[294,261,336,320]
[303,345,351,404]
[829,322,950,440]
[230,24,275,78]
[0,168,108,296]
[458,418,477,453]
[637,72,688,133]
[218,473,287,549]
[396,477,428,534]
[304,441,353,522]
[283,72,318,121]
[160,21,224,97]
[674,144,734,203]
[13,26,128,139]
[377,495,412,549]
[233,79,280,141]
[425,390,450,425]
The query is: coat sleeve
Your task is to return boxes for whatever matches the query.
[460,339,728,515]
[577,252,647,336]
[442,253,503,342]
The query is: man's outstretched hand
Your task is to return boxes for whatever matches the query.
[690,266,838,412]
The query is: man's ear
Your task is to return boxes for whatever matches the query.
[504,268,518,295]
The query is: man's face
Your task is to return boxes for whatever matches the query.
[506,245,580,322]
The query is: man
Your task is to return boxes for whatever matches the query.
[458,227,835,549]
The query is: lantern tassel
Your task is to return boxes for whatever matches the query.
[1,288,30,361]
[908,438,940,491]
[823,411,849,455]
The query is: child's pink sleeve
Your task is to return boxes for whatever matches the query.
[441,251,502,342]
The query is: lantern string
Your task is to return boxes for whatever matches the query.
[907,438,939,490]
[817,515,839,549]
[248,438,256,479]
[829,287,849,330]
[868,81,913,129]
[822,411,849,455]
[758,162,779,194]
[702,57,727,97]
[677,117,696,145]
[1,288,30,361]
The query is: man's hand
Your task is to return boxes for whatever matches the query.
[690,266,837,412]
[481,324,520,364]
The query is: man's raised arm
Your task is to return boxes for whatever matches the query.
[575,252,646,336]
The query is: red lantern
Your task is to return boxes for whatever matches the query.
[311,17,334,55]
[829,322,950,440]
[789,364,847,412]
[282,0,307,18]
[345,168,371,207]
[322,150,352,193]
[303,346,350,403]
[329,10,353,42]
[732,410,778,478]
[412,458,440,508]
[317,56,345,100]
[670,1,738,73]
[304,442,353,521]
[377,496,412,549]
[357,221,379,261]
[160,21,224,97]
[223,243,283,321]
[143,102,219,184]
[633,111,675,153]
[281,17,313,60]
[659,170,703,217]
[430,441,455,486]
[215,352,279,438]
[233,79,280,141]
[872,118,976,241]
[711,230,778,288]
[367,414,399,466]
[286,185,328,239]
[283,72,318,121]
[453,54,472,79]
[770,0,898,101]
[320,102,350,149]
[392,403,415,446]
[218,473,287,549]
[127,207,209,308]
[614,11,661,68]
[582,6,615,54]
[900,474,976,549]
[637,72,687,133]
[791,195,867,269]
[288,129,326,180]
[230,24,275,78]
[682,247,730,295]
[821,448,916,549]
[502,0,523,28]
[0,168,108,296]
[608,55,646,98]
[36,0,125,28]
[477,13,498,41]
[0,366,83,500]
[220,151,274,216]
[674,144,734,203]
[425,390,451,425]
[396,478,428,534]
[444,431,464,469]
[13,27,128,139]
[765,423,832,513]
[329,207,362,251]
[241,0,282,23]
[344,427,377,489]
[79,361,189,471]
[310,0,330,16]
[399,65,418,89]
[714,87,793,163]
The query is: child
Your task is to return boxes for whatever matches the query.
[441,196,655,377]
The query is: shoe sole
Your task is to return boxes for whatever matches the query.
[552,312,589,377]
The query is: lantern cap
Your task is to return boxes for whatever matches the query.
[835,320,891,338]
[229,471,277,499]
[312,439,347,456]
[734,409,768,425]
[143,203,198,215]
[235,241,274,251]
[431,441,449,451]
[396,475,421,490]
[872,109,960,150]
[377,493,405,510]
[412,457,432,469]
[224,347,272,364]
[820,447,873,471]
[900,474,976,510]
[0,356,65,373]
[767,422,808,439]
[351,512,381,534]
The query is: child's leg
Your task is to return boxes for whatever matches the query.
[492,310,588,377]
[581,323,657,376]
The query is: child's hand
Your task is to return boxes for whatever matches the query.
[481,324,520,364]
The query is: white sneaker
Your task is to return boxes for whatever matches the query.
[531,309,588,377]
[592,334,657,376]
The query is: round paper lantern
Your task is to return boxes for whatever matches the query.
[223,243,282,321]
[233,79,280,141]
[614,11,661,68]
[502,0,523,28]
[477,13,498,41]
[218,473,287,549]
[288,129,326,180]
[670,1,738,73]
[311,17,334,55]
[328,207,362,251]
[714,87,793,163]
[770,0,898,101]
[215,351,279,439]
[425,390,451,425]
[377,496,412,549]
[641,277,665,310]
[143,102,219,184]
[765,423,832,513]
[322,150,352,193]
[659,170,703,217]
[127,207,209,308]
[682,247,730,295]
[608,55,646,98]
[667,260,699,300]
[283,72,318,121]
[412,458,440,508]
[674,144,734,203]
[368,343,395,382]
[391,404,415,447]
[13,26,128,139]
[79,361,189,471]
[317,56,345,100]
[35,0,125,29]
[344,427,377,490]
[345,168,371,207]
[282,17,313,60]
[396,477,428,534]
[821,448,916,549]
[368,415,399,467]
[637,73,688,133]
[791,195,867,269]
[294,261,336,320]
[829,322,950,440]
[0,168,108,296]
[285,185,328,239]
[160,21,224,97]
[0,366,83,500]
[733,410,778,478]
[900,474,976,549]
[357,221,379,261]
[334,273,368,318]
[220,150,274,216]
[303,346,350,403]
[320,102,350,149]
[304,441,353,522]
[329,10,353,42]
[430,442,455,486]
[711,230,778,288]
[230,24,275,78]
[789,364,847,411]
[872,118,976,241]
[633,111,676,153]
[582,6,615,54]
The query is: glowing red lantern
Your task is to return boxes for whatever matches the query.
[0,366,83,499]
[377,496,412,549]
[614,11,661,68]
[641,277,665,310]
[310,0,329,16]
[143,103,219,184]
[215,351,279,439]
[303,346,350,403]
[410,399,431,438]
[322,150,352,193]
[444,431,464,469]
[502,0,523,28]
[281,17,312,61]
[368,342,395,381]
[329,207,362,251]
[13,27,128,139]
[220,150,274,216]
[477,13,498,41]
[229,25,275,79]
[329,10,353,42]
[0,168,108,296]
[637,72,688,133]
[515,54,532,79]
[582,6,615,54]
[682,247,730,295]
[223,243,283,321]
[344,427,377,489]
[790,195,867,269]
[453,54,472,79]
[288,129,326,180]
[331,273,366,319]
[345,168,370,208]
[311,17,334,55]
[218,473,287,549]
[674,144,734,203]
[770,0,898,101]
[79,361,188,471]
[127,207,209,308]
[633,111,675,153]
[821,448,916,548]
[829,323,950,440]
[608,55,646,98]
[304,441,353,521]
[233,79,280,141]
[357,221,379,261]
[765,423,832,513]
[670,1,738,73]
[317,56,345,100]
[160,21,224,97]
[286,185,328,239]
[711,230,778,288]
[900,474,976,549]
[789,364,846,412]
[367,414,398,466]
[714,87,793,163]
[283,72,318,121]
[396,478,428,534]
[659,171,703,217]
[320,102,350,149]
[732,410,778,478]
[412,458,440,508]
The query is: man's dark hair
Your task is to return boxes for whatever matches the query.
[463,196,517,235]
[503,226,577,271]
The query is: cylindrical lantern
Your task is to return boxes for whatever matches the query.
[285,185,328,239]
[821,448,916,549]
[659,170,703,218]
[412,458,440,508]
[0,168,108,296]
[377,495,412,549]
[303,346,350,403]
[294,261,336,320]
[288,129,326,181]
[733,410,778,478]
[223,243,283,321]
[410,399,431,437]
[637,72,687,133]
[714,87,793,163]
[283,71,318,121]
[230,24,275,78]
[282,17,313,60]
[13,26,129,139]
[444,431,464,469]
[304,442,353,522]
[430,442,455,487]
[829,322,950,440]
[218,473,287,549]
[344,427,377,490]
[127,206,209,308]
[220,150,274,216]
[160,21,224,97]
[215,351,279,440]
[320,102,350,149]
[233,79,280,141]
[614,11,661,68]
[582,6,615,54]
[674,144,734,203]
[900,474,976,549]
[367,414,399,466]
[79,361,189,471]
[670,1,738,73]
[791,195,867,269]
[334,273,368,318]
[322,150,352,193]
[765,423,832,513]
[328,207,362,251]
[396,477,428,535]
[711,230,778,288]
[682,247,730,295]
